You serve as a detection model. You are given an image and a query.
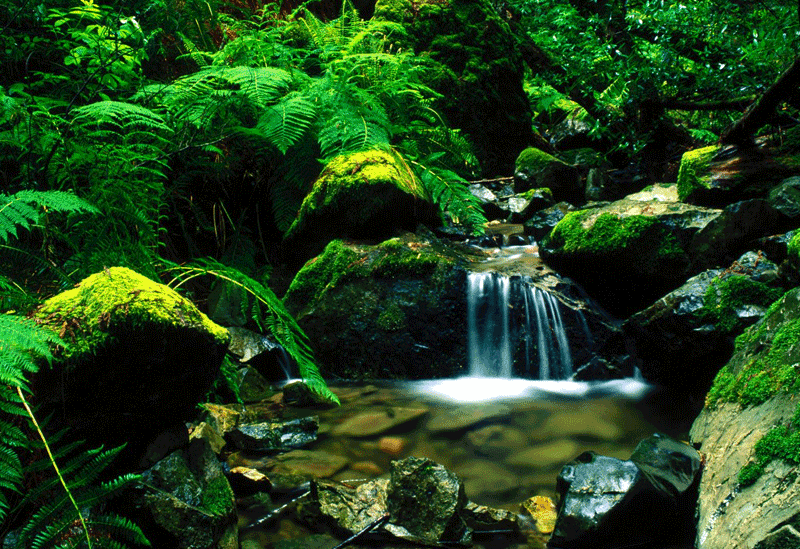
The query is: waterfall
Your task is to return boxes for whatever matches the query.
[467,272,574,380]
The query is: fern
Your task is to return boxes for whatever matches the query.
[167,259,340,405]
[0,190,98,244]
[256,91,318,154]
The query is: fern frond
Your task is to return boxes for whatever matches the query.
[167,259,340,405]
[256,91,317,154]
[413,162,487,233]
[0,190,97,244]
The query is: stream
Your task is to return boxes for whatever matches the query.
[237,378,690,549]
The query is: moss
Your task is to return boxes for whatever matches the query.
[698,275,784,334]
[738,407,800,487]
[788,232,800,267]
[377,301,406,331]
[548,211,684,260]
[35,267,228,361]
[676,145,721,202]
[201,474,235,515]
[515,147,569,174]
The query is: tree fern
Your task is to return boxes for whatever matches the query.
[167,258,340,405]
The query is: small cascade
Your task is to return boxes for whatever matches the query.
[467,272,574,380]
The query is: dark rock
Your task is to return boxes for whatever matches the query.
[138,438,237,549]
[626,252,783,392]
[630,433,701,499]
[523,202,575,243]
[236,366,274,403]
[387,457,471,546]
[767,176,800,223]
[227,326,293,382]
[688,199,783,271]
[228,417,319,452]
[550,115,594,151]
[283,380,334,407]
[312,478,390,535]
[550,452,647,548]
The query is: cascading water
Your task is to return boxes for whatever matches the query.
[467,271,574,380]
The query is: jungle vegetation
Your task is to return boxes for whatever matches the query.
[1,0,799,545]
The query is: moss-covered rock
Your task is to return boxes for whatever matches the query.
[513,147,582,203]
[690,287,800,549]
[283,233,470,379]
[282,149,438,266]
[539,197,719,316]
[32,267,229,449]
[677,144,799,207]
[374,0,533,175]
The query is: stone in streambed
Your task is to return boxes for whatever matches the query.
[427,404,509,433]
[465,424,527,459]
[332,407,428,437]
[456,460,521,502]
[530,410,622,442]
[506,439,581,469]
[520,495,557,535]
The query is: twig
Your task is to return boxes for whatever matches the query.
[467,176,515,185]
[330,513,390,549]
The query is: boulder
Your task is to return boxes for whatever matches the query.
[514,147,582,203]
[691,287,800,549]
[282,149,438,265]
[137,438,238,549]
[373,0,533,175]
[32,267,228,452]
[625,252,784,392]
[677,144,797,207]
[540,196,720,316]
[523,201,575,243]
[227,417,319,452]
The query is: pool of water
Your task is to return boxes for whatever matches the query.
[237,379,692,548]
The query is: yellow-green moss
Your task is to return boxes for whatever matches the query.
[676,145,721,202]
[201,474,235,516]
[738,406,800,486]
[547,211,684,260]
[698,275,784,334]
[377,301,406,331]
[35,267,229,360]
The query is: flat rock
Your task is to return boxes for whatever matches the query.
[531,411,622,442]
[271,449,349,480]
[457,460,521,501]
[332,407,428,437]
[465,424,527,458]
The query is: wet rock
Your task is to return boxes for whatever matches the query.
[332,407,428,437]
[379,436,409,456]
[225,327,291,380]
[626,252,783,392]
[462,501,517,532]
[520,496,557,535]
[550,452,648,548]
[313,478,390,534]
[531,411,622,442]
[523,202,575,242]
[236,366,274,403]
[270,449,349,481]
[387,457,471,545]
[190,422,226,455]
[630,433,701,499]
[688,199,783,271]
[140,423,190,468]
[228,417,319,452]
[32,267,228,454]
[138,438,237,549]
[201,403,242,437]
[228,467,271,496]
[283,380,335,407]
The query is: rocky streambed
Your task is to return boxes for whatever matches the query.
[230,379,691,549]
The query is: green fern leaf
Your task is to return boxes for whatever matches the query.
[257,92,317,154]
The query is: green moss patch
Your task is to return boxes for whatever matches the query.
[35,267,229,361]
[677,145,721,202]
[738,402,800,487]
[697,275,784,334]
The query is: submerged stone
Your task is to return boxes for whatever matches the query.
[332,407,428,437]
